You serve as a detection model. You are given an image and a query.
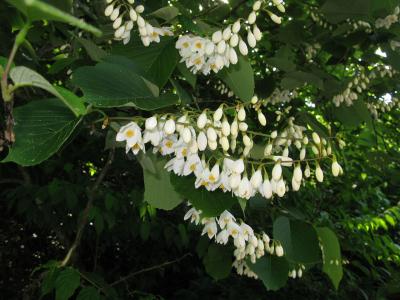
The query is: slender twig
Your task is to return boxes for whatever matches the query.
[108,253,192,288]
[61,147,115,267]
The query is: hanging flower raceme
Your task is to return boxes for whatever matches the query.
[104,0,173,45]
[115,99,344,203]
[175,0,285,75]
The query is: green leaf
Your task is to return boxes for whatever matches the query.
[320,0,372,24]
[247,255,289,291]
[170,174,236,218]
[332,100,373,129]
[55,268,80,300]
[317,227,343,290]
[203,244,232,280]
[41,267,61,297]
[76,287,100,300]
[72,62,179,110]
[177,62,197,88]
[76,37,107,62]
[273,216,321,264]
[281,71,323,90]
[2,99,80,166]
[139,153,184,210]
[149,6,180,22]
[111,37,179,88]
[7,0,101,36]
[10,66,86,116]
[218,56,254,102]
[170,78,193,105]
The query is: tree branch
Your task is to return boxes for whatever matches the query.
[109,253,192,288]
[61,147,115,267]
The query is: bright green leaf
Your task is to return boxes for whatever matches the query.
[7,0,101,36]
[2,99,80,166]
[139,153,184,210]
[273,216,321,264]
[218,56,254,102]
[317,227,343,290]
[149,6,180,22]
[72,62,179,110]
[10,66,86,116]
[247,255,289,291]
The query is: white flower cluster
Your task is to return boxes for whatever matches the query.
[367,96,399,119]
[263,88,298,105]
[375,6,399,29]
[104,0,173,45]
[116,103,343,203]
[184,207,284,279]
[309,8,333,31]
[208,79,235,98]
[332,65,397,107]
[176,0,285,75]
[344,19,372,36]
[305,43,321,62]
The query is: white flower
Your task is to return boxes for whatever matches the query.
[250,169,263,189]
[229,173,241,190]
[218,210,236,229]
[183,153,202,176]
[184,207,201,225]
[275,244,284,257]
[202,219,218,239]
[237,176,254,199]
[165,157,185,175]
[227,221,242,238]
[276,179,286,197]
[218,171,231,192]
[143,128,162,147]
[116,122,142,148]
[159,135,177,155]
[240,223,254,241]
[261,179,273,199]
[216,230,230,245]
[272,162,282,181]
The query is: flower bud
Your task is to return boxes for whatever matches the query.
[247,30,257,48]
[207,127,217,142]
[332,161,341,177]
[275,244,284,257]
[205,42,215,55]
[300,148,306,160]
[312,132,321,144]
[164,119,176,135]
[248,11,257,24]
[315,164,324,182]
[145,116,157,130]
[253,1,262,11]
[113,17,122,29]
[239,39,248,55]
[304,164,311,178]
[276,179,286,197]
[250,169,263,189]
[212,30,222,43]
[213,106,223,122]
[223,26,232,40]
[136,5,145,13]
[270,13,282,24]
[105,4,114,17]
[197,131,207,151]
[251,95,258,104]
[230,34,239,47]
[293,164,302,182]
[264,143,273,156]
[253,25,262,41]
[217,40,226,54]
[110,7,120,21]
[238,106,246,121]
[182,127,192,144]
[232,20,241,33]
[272,162,282,181]
[222,118,231,136]
[229,48,238,64]
[239,122,248,132]
[243,134,252,147]
[220,136,230,151]
[258,111,267,126]
[197,111,208,129]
